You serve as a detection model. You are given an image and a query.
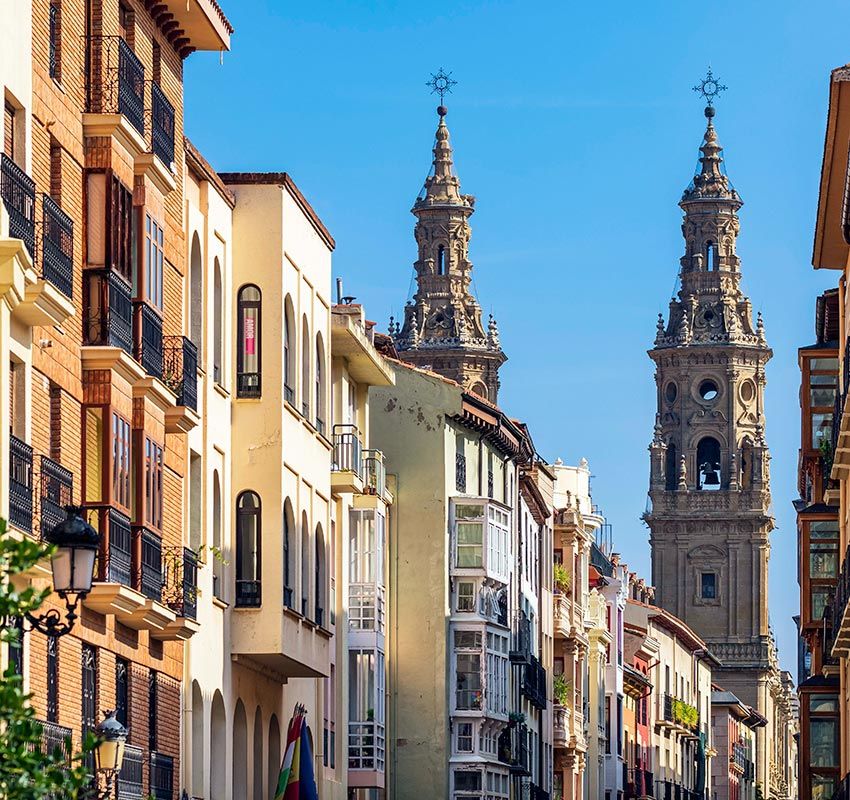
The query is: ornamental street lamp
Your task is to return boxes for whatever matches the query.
[2,506,100,638]
[92,710,128,799]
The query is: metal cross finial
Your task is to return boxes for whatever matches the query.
[692,67,727,107]
[427,68,457,104]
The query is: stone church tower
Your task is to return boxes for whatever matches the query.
[391,103,506,401]
[645,103,786,787]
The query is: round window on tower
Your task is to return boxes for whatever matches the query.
[664,382,678,404]
[739,379,756,404]
[698,379,720,402]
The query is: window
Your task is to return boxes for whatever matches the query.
[49,1,61,81]
[148,670,158,752]
[811,541,839,579]
[705,241,715,271]
[301,513,310,617]
[301,316,311,418]
[454,631,482,710]
[315,524,325,626]
[696,436,721,490]
[47,635,58,722]
[116,658,129,728]
[664,382,677,404]
[700,572,717,599]
[236,285,261,398]
[284,296,294,402]
[812,588,831,622]
[455,434,466,493]
[235,491,261,607]
[108,174,134,281]
[485,631,509,716]
[283,500,294,608]
[437,245,445,275]
[457,581,476,611]
[811,718,839,767]
[213,258,222,384]
[455,503,484,568]
[315,335,326,434]
[189,233,203,358]
[112,413,131,509]
[454,770,481,794]
[457,722,473,752]
[141,213,164,309]
[665,442,678,490]
[81,646,98,773]
[698,379,719,402]
[212,470,223,600]
[143,437,163,529]
[808,358,839,450]
[4,102,15,160]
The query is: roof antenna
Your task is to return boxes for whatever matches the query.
[336,277,356,305]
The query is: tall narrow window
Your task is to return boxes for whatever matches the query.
[148,670,158,752]
[315,335,326,434]
[47,636,58,722]
[284,296,294,404]
[301,513,310,618]
[315,524,325,626]
[49,138,62,202]
[189,234,203,359]
[437,245,445,275]
[705,241,714,271]
[212,471,223,601]
[696,437,722,491]
[142,214,164,309]
[143,437,163,530]
[213,258,222,384]
[301,317,310,419]
[49,1,62,81]
[4,102,15,160]
[236,285,261,398]
[235,491,261,607]
[283,500,294,608]
[665,442,678,491]
[81,646,98,773]
[112,413,131,509]
[116,658,129,728]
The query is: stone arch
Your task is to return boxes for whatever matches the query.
[252,706,263,800]
[210,691,226,800]
[696,436,722,490]
[665,441,678,490]
[233,699,248,800]
[268,714,281,800]
[191,680,204,797]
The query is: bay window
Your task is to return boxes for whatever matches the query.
[349,508,385,631]
[485,631,508,716]
[454,631,482,711]
[452,500,510,581]
[141,437,163,530]
[111,412,131,509]
[348,648,385,771]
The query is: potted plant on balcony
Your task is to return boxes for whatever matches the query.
[553,673,572,706]
[553,563,571,594]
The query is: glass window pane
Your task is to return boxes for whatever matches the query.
[810,521,839,539]
[810,543,838,578]
[812,589,830,622]
[455,504,484,520]
[810,718,839,767]
[811,358,839,372]
[810,694,839,714]
[811,413,833,449]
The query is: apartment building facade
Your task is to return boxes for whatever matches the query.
[1,3,230,800]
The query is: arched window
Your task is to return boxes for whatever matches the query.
[189,233,203,359]
[705,241,715,271]
[212,471,223,600]
[232,700,248,800]
[284,295,295,404]
[471,381,488,400]
[283,499,294,609]
[437,245,445,275]
[236,284,262,398]
[235,491,261,607]
[301,316,311,419]
[696,437,722,491]
[315,334,326,435]
[213,258,223,384]
[301,512,310,617]
[665,442,678,490]
[741,439,754,489]
[315,523,325,627]
[252,707,263,800]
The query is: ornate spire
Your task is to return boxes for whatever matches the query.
[414,107,471,209]
[681,105,740,205]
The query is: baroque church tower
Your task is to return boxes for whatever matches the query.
[391,101,506,401]
[645,97,784,780]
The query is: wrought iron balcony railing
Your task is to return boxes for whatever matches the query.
[332,424,362,476]
[362,449,386,496]
[498,722,530,776]
[86,36,145,135]
[31,720,72,760]
[510,610,533,664]
[162,546,197,620]
[40,456,73,539]
[41,194,73,298]
[118,744,144,800]
[162,335,197,410]
[93,506,133,587]
[236,579,262,608]
[150,752,174,800]
[135,527,163,602]
[150,81,175,166]
[521,654,547,710]
[0,153,35,256]
[84,269,133,355]
[830,545,850,656]
[9,435,34,534]
[135,302,163,380]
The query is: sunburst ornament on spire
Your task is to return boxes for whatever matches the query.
[427,68,457,106]
[692,67,727,107]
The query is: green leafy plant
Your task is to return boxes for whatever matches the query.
[553,673,572,706]
[553,563,571,594]
[820,436,834,476]
[0,519,96,798]
[671,698,699,730]
[508,711,526,724]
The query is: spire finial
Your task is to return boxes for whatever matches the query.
[427,68,457,116]
[692,66,727,111]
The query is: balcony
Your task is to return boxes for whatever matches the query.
[136,527,163,601]
[498,722,530,776]
[150,82,175,167]
[32,720,72,760]
[150,752,174,800]
[84,269,133,356]
[40,195,73,299]
[159,546,200,641]
[553,704,570,748]
[236,579,262,608]
[332,424,364,494]
[363,449,386,497]
[118,744,144,800]
[521,655,547,710]
[659,693,699,734]
[510,611,533,664]
[86,36,145,136]
[135,303,163,380]
[9,435,33,535]
[39,456,73,539]
[625,766,655,800]
[830,545,850,656]
[1,153,35,257]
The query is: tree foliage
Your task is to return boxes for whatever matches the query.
[0,519,96,799]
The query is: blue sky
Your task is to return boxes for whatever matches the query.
[184,1,850,674]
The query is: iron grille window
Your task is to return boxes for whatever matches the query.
[150,81,175,166]
[235,491,262,607]
[49,2,60,80]
[104,507,132,586]
[117,37,144,134]
[115,658,128,728]
[81,645,97,773]
[0,153,36,257]
[40,456,72,539]
[42,194,73,298]
[9,434,33,533]
[47,635,59,722]
[135,303,164,380]
[455,451,467,493]
[8,617,23,676]
[148,671,157,752]
[162,336,197,410]
[137,529,163,601]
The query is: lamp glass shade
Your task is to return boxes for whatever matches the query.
[71,546,97,593]
[49,547,73,594]
[95,737,124,773]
